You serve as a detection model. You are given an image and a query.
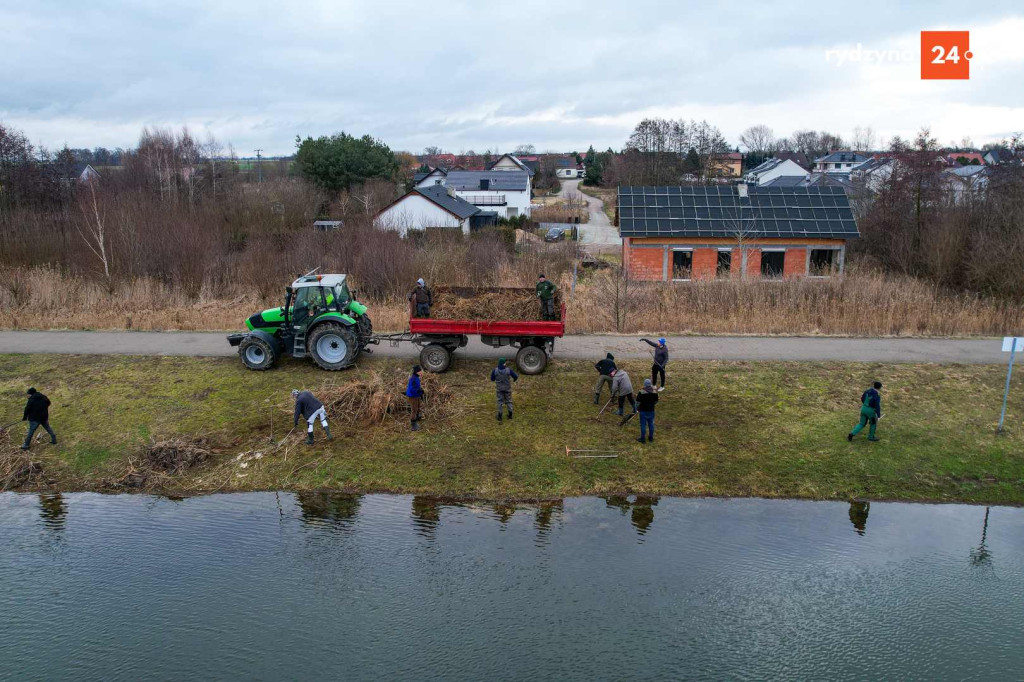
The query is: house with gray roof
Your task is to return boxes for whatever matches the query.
[619,184,858,281]
[814,151,870,173]
[375,184,494,236]
[743,157,809,185]
[414,168,532,219]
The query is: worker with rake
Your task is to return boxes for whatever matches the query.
[641,338,668,391]
[490,357,519,422]
[19,387,57,451]
[593,352,617,405]
[292,389,332,445]
[610,368,637,417]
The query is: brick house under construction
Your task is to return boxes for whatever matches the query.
[619,184,859,281]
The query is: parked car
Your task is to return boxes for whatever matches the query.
[544,226,566,242]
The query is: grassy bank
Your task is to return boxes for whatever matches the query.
[2,354,1022,503]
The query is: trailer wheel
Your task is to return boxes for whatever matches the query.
[516,345,547,375]
[420,344,452,373]
[309,323,359,371]
[239,336,276,371]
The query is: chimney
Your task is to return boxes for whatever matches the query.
[480,179,490,190]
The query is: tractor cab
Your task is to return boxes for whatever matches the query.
[229,272,373,371]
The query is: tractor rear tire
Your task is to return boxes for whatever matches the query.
[309,323,359,371]
[516,345,547,375]
[419,344,452,373]
[239,336,276,371]
[356,313,374,349]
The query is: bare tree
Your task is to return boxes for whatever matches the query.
[76,179,112,284]
[513,143,536,155]
[851,126,877,152]
[203,132,223,199]
[739,124,776,156]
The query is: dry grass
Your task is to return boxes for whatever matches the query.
[565,267,1024,336]
[531,200,588,224]
[1,264,1021,337]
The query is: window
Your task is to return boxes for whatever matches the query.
[761,251,785,278]
[809,249,837,276]
[716,250,732,277]
[672,250,693,280]
[507,207,518,218]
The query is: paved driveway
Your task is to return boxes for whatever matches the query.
[559,179,621,246]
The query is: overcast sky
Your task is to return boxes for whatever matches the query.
[2,0,1023,156]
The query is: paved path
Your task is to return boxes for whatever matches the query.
[0,331,1005,364]
[559,179,621,246]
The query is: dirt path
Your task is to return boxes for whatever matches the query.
[0,330,1006,364]
[559,179,621,245]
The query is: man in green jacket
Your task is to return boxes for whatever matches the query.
[536,274,557,321]
[848,381,883,442]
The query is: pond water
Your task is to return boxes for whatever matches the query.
[1,493,1022,681]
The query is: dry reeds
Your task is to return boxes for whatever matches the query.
[0,433,44,490]
[145,437,211,473]
[317,368,457,425]
[431,287,542,321]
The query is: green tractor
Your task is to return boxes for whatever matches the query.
[227,272,373,371]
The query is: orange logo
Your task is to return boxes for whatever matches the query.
[921,31,972,79]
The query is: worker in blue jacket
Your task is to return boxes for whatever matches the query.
[848,381,883,442]
[406,365,424,431]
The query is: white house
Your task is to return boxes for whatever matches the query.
[420,169,531,219]
[814,151,870,173]
[850,157,894,193]
[943,165,990,203]
[488,153,535,176]
[374,184,481,236]
[743,157,809,185]
[413,167,447,188]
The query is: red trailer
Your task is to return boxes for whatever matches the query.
[371,302,566,374]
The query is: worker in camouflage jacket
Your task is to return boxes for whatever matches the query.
[490,358,519,421]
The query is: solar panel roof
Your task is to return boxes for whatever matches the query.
[617,185,860,239]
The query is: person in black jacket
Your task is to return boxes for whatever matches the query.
[21,387,56,450]
[635,379,659,444]
[293,389,332,445]
[593,353,616,404]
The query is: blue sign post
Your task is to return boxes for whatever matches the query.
[998,337,1023,433]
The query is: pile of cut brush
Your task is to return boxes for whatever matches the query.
[106,437,212,490]
[317,368,457,425]
[431,286,555,321]
[1,432,44,490]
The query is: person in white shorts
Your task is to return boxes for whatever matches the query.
[292,389,332,445]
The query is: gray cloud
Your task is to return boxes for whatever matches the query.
[2,0,1022,155]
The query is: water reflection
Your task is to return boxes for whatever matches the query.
[411,496,443,538]
[38,493,67,530]
[849,501,870,536]
[602,495,659,536]
[970,507,993,569]
[296,492,362,528]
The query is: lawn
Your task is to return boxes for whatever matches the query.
[1,354,1021,503]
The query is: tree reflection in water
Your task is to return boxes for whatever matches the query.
[296,492,362,528]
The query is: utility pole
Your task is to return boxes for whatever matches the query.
[254,148,263,184]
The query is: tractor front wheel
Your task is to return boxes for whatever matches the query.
[239,336,276,371]
[309,323,359,371]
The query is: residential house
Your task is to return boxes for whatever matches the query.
[814,151,870,173]
[946,152,986,166]
[982,149,1011,166]
[552,156,583,179]
[619,184,858,281]
[711,152,743,177]
[414,167,447,187]
[743,157,809,185]
[942,165,990,203]
[850,157,894,192]
[488,153,536,176]
[418,169,532,219]
[773,151,812,170]
[374,184,488,236]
